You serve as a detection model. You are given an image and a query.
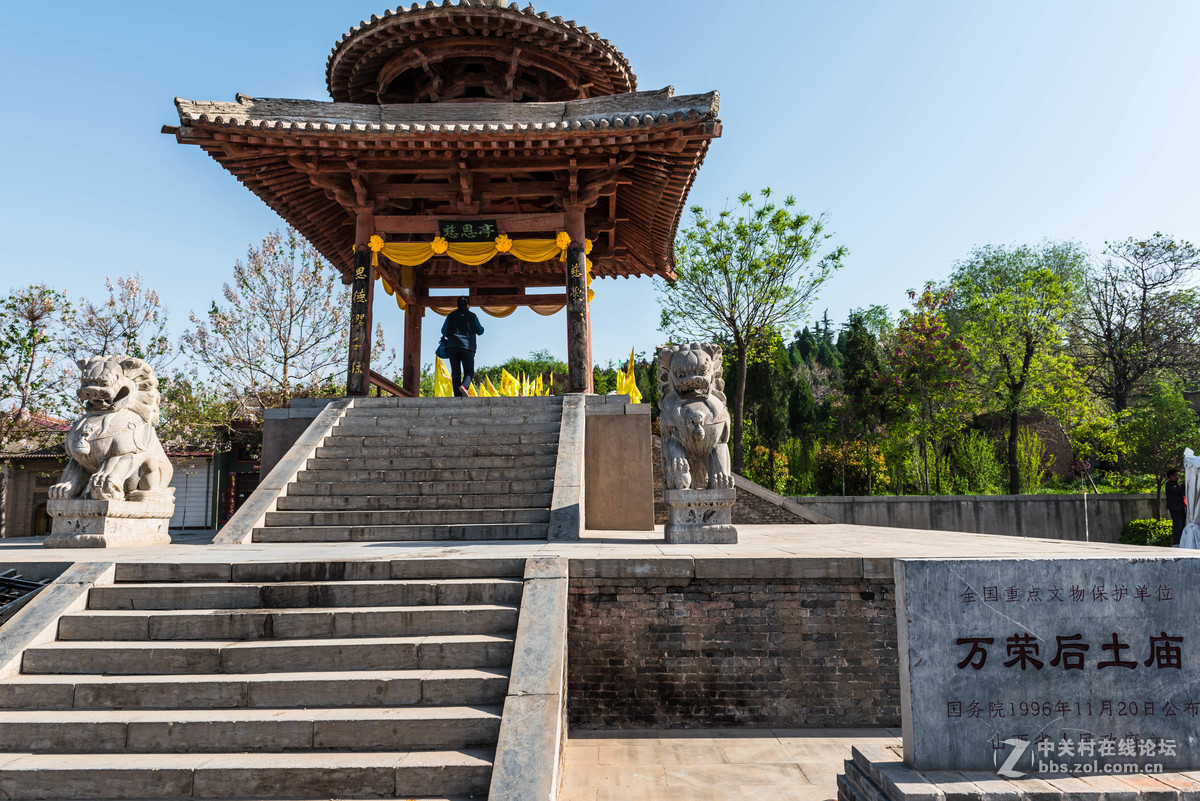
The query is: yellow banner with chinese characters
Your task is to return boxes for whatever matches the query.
[369,233,593,318]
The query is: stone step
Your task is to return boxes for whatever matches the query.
[0,705,502,753]
[307,453,554,472]
[0,749,492,799]
[88,579,523,610]
[263,508,550,527]
[315,442,559,460]
[334,418,562,434]
[59,604,519,641]
[287,478,556,496]
[323,430,560,449]
[300,460,558,477]
[275,493,551,512]
[253,522,550,542]
[0,668,508,710]
[347,395,561,412]
[114,560,527,583]
[22,634,514,675]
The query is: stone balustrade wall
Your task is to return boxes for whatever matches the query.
[800,493,1157,543]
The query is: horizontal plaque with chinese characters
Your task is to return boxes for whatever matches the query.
[897,557,1198,774]
[438,220,497,242]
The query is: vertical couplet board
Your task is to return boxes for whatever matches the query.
[896,557,1199,775]
[565,244,590,393]
[346,249,372,396]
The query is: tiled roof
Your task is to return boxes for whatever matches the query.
[174,88,718,136]
[326,0,636,102]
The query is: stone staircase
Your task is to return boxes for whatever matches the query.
[0,559,525,799]
[255,397,564,543]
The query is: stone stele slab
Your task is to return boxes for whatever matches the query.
[897,557,1199,774]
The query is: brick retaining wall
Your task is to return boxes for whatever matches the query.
[567,560,900,729]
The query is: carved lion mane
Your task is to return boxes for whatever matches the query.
[657,343,734,491]
[49,355,174,503]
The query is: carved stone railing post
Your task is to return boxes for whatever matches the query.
[44,355,175,548]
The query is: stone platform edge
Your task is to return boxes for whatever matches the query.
[838,743,1200,801]
[2,555,899,585]
[489,557,569,801]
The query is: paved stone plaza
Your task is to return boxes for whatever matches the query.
[0,522,1168,566]
[560,728,901,801]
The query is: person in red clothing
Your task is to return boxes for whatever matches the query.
[441,297,484,397]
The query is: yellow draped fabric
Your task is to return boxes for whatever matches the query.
[370,233,594,318]
[367,234,589,270]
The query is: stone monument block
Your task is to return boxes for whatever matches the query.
[44,498,174,548]
[896,557,1199,774]
[663,487,737,543]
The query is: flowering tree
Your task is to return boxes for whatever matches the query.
[658,189,845,472]
[183,228,349,406]
[65,274,172,371]
[887,284,972,493]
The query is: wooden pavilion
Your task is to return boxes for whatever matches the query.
[165,0,721,395]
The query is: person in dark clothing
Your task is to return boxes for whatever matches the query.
[441,297,484,397]
[1165,469,1186,545]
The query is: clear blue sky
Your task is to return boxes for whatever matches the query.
[3,1,1199,372]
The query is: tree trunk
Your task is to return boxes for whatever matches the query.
[1156,478,1163,519]
[731,345,748,474]
[1008,411,1020,495]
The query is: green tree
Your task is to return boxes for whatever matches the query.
[834,312,894,493]
[1122,379,1200,517]
[658,189,845,472]
[951,242,1086,493]
[156,375,241,454]
[888,285,972,494]
[739,336,795,489]
[0,285,71,453]
[1074,233,1200,412]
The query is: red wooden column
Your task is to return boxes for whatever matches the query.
[402,302,423,397]
[564,207,593,393]
[346,212,375,396]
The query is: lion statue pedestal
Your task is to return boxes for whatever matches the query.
[657,343,738,545]
[44,355,175,549]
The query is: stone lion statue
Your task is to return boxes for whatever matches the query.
[657,343,734,491]
[49,355,174,502]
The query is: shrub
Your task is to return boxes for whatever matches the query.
[1119,518,1173,547]
[744,446,789,494]
[813,441,888,495]
[951,430,1003,494]
[1016,427,1051,494]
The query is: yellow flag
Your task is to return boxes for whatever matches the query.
[484,376,499,397]
[466,382,478,397]
[434,357,455,397]
[625,348,642,404]
[500,368,518,397]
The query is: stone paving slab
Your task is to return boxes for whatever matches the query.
[561,728,901,801]
[0,524,1181,571]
